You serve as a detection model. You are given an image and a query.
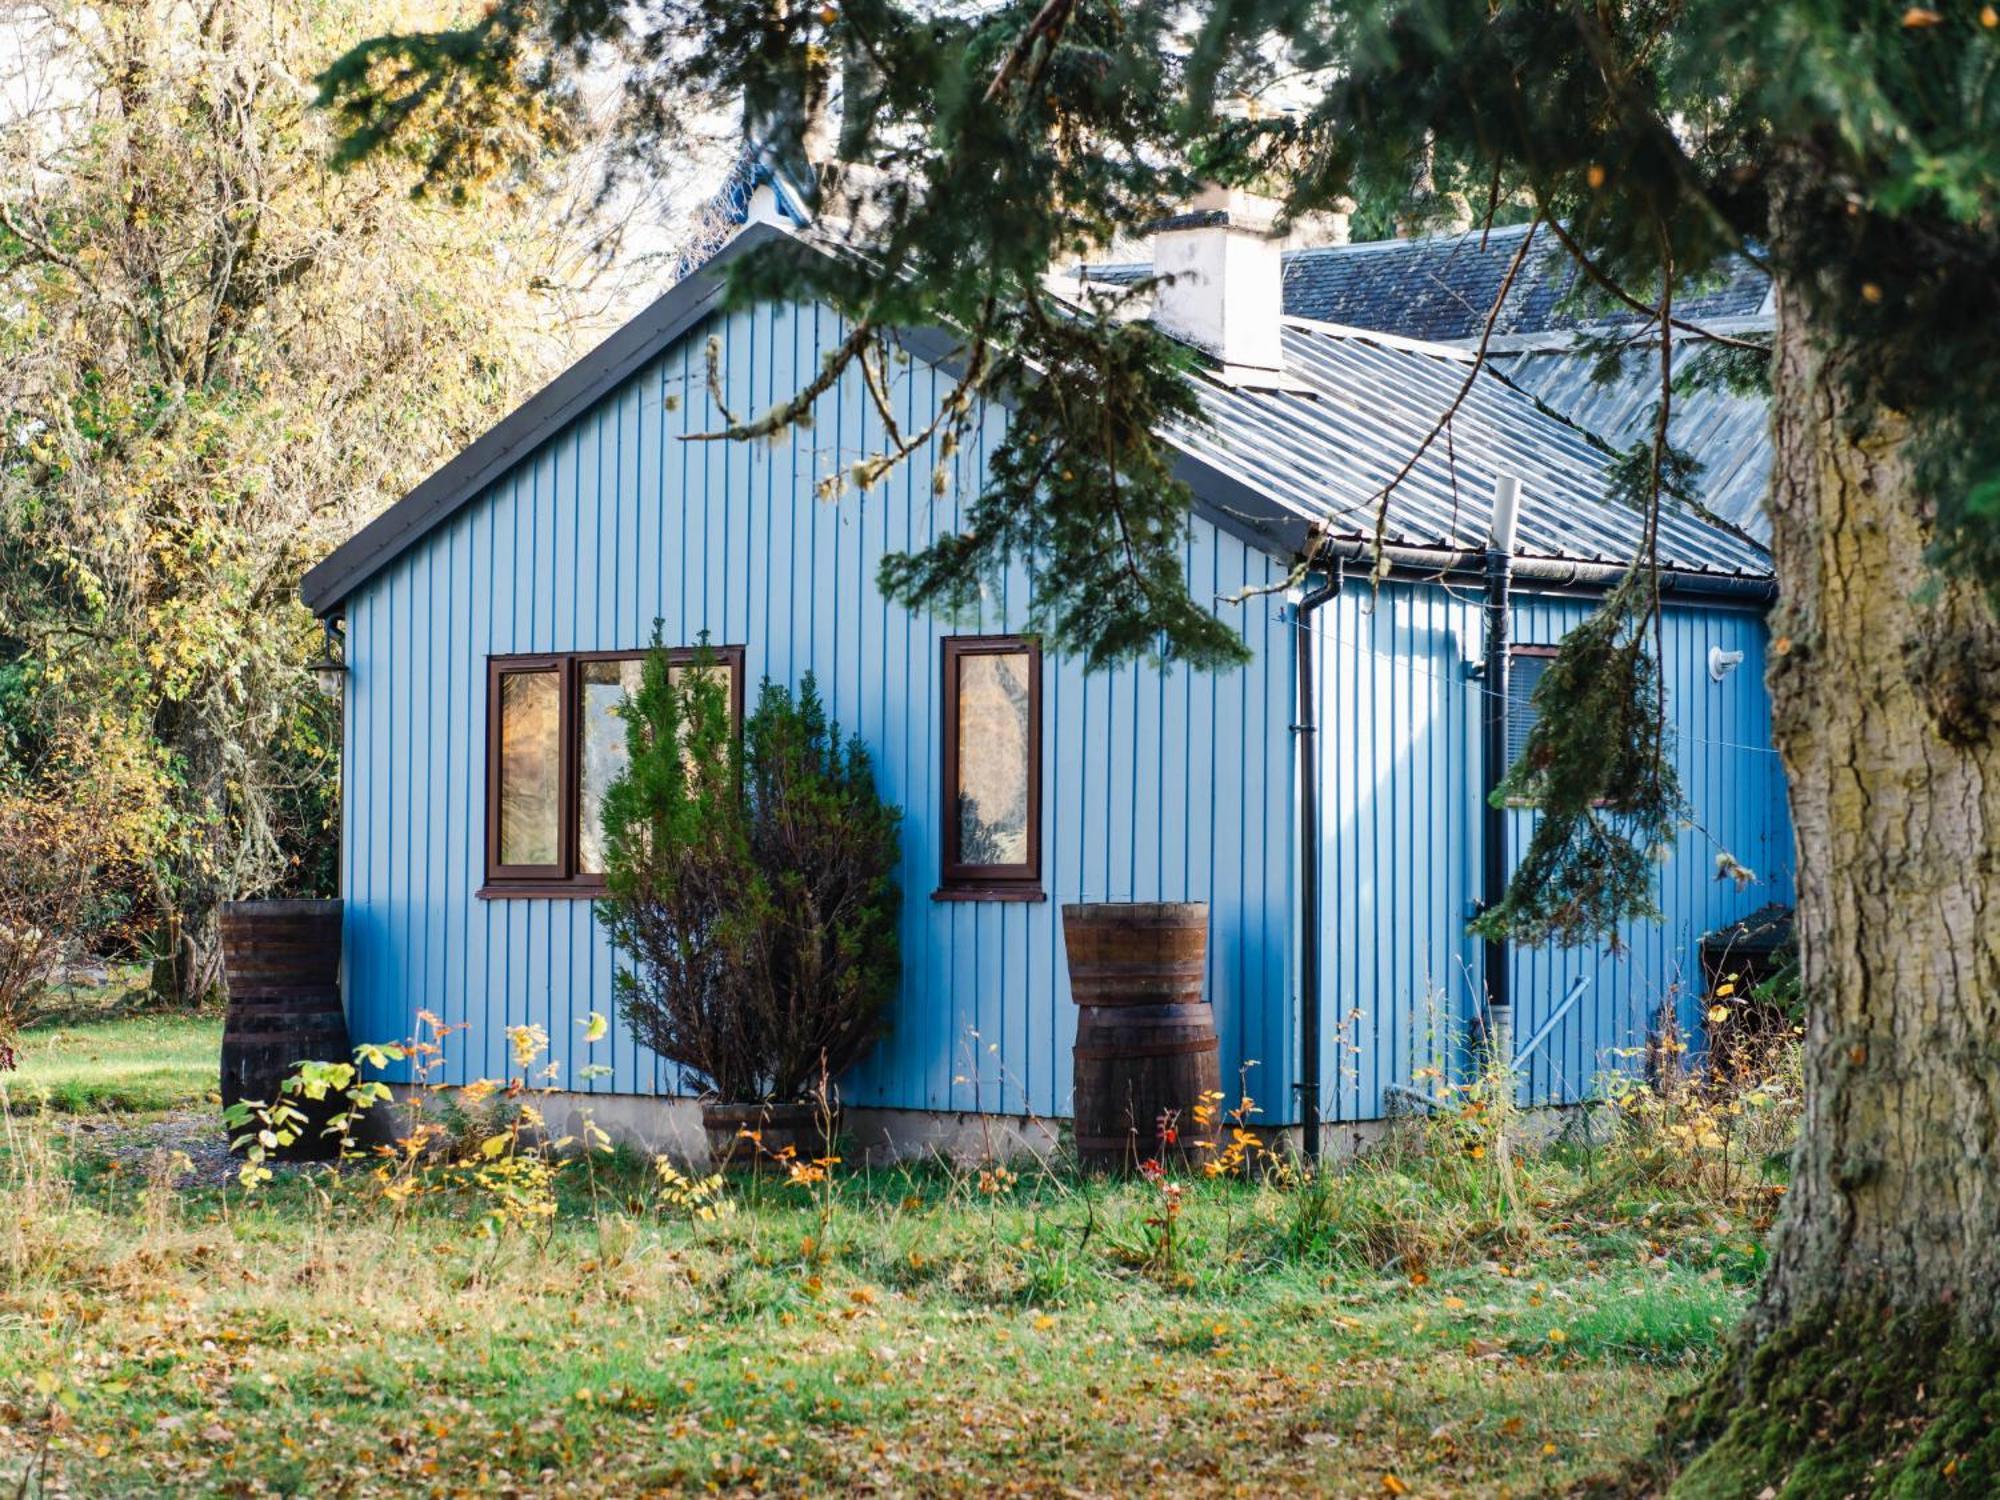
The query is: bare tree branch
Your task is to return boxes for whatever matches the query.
[983,0,1077,105]
[1540,215,1769,353]
[0,199,149,329]
[1359,214,1542,581]
[685,318,877,443]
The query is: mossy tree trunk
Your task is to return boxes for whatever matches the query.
[1670,288,2000,1494]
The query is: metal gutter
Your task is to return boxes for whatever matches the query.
[1304,535,1779,605]
[1478,478,1522,1073]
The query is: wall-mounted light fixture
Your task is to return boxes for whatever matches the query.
[309,618,347,701]
[1708,645,1746,682]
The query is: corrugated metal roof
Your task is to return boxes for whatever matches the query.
[1176,323,1771,579]
[1489,345,1773,541]
[1084,226,1777,550]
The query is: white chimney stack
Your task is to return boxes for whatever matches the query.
[1150,184,1287,382]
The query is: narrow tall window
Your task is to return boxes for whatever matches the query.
[484,646,744,895]
[1506,645,1560,771]
[940,636,1042,899]
[576,658,646,876]
[492,660,564,878]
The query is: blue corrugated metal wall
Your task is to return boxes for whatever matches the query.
[340,298,1299,1119]
[1312,581,1482,1123]
[1506,595,1793,1106]
[1307,582,1795,1120]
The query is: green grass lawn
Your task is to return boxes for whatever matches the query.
[0,1015,1785,1497]
[5,986,221,1115]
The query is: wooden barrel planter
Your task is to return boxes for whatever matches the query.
[218,900,350,1162]
[1064,902,1221,1170]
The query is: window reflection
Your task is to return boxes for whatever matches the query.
[577,659,645,874]
[955,650,1031,867]
[498,670,560,866]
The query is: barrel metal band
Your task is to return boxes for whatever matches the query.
[1072,1037,1220,1062]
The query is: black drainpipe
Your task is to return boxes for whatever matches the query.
[1295,556,1342,1165]
[1480,477,1523,1069]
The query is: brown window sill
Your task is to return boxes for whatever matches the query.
[477,884,607,901]
[932,885,1047,903]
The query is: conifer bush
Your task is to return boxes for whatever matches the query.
[740,674,903,1101]
[599,638,769,1103]
[599,638,900,1104]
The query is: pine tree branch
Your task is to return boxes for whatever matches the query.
[1567,2,1766,273]
[1648,232,1672,764]
[1540,216,1769,353]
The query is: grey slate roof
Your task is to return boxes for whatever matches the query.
[1277,225,1770,339]
[1179,324,1771,581]
[1088,222,1771,342]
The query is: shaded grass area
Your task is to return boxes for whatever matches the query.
[4,983,220,1115]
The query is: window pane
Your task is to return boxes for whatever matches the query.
[668,659,738,774]
[955,650,1031,867]
[578,659,645,875]
[667,660,734,695]
[499,670,560,866]
[1508,654,1553,769]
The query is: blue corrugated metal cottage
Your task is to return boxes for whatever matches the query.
[300,200,1793,1156]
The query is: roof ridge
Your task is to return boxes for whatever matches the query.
[1288,221,1541,256]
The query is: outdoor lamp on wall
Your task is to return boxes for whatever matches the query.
[309,619,347,701]
[1708,646,1746,682]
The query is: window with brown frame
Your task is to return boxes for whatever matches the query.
[938,635,1043,901]
[482,646,746,897]
[1505,641,1666,807]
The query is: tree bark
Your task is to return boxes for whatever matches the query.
[1670,285,2000,1493]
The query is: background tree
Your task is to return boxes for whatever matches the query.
[0,0,639,999]
[0,724,158,1067]
[324,0,2000,1487]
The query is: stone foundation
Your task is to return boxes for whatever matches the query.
[375,1086,1589,1167]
